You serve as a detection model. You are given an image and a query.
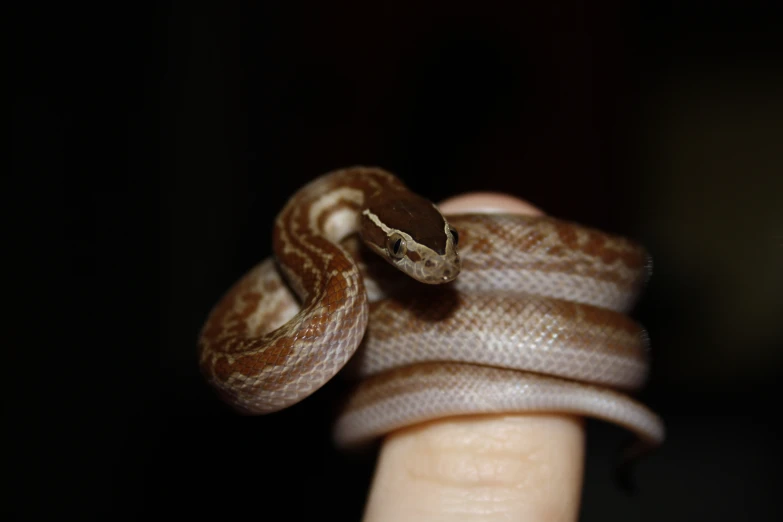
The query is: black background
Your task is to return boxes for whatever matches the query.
[9,2,782,520]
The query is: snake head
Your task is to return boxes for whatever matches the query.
[360,193,460,284]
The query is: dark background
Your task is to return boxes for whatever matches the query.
[10,2,782,520]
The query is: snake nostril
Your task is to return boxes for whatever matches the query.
[425,260,435,268]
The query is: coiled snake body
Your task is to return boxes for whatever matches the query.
[198,167,664,449]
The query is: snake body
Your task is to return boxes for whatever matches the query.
[198,167,664,448]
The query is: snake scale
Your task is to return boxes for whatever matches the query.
[198,167,664,450]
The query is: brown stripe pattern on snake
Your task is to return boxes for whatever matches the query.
[198,167,664,449]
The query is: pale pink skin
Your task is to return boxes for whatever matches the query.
[361,194,585,522]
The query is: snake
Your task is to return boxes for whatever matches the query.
[198,166,664,451]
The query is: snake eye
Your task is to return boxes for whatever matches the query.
[387,233,407,259]
[449,227,459,246]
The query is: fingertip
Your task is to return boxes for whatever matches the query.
[438,192,546,216]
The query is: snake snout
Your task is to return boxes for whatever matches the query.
[417,254,460,284]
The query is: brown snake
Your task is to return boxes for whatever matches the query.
[198,167,664,450]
